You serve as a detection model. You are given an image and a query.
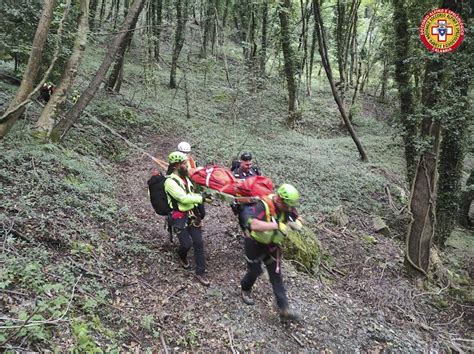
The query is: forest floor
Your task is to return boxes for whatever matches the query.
[1,86,472,352]
[94,132,472,352]
[1,33,473,350]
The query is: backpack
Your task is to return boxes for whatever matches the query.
[230,160,240,172]
[148,172,177,215]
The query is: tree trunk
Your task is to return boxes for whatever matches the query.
[106,0,133,92]
[435,1,473,247]
[405,57,445,275]
[393,0,417,184]
[154,0,163,60]
[169,0,189,89]
[308,14,317,95]
[344,0,360,87]
[0,0,56,138]
[222,0,231,28]
[436,118,469,246]
[99,0,106,27]
[247,6,257,65]
[279,0,299,127]
[313,0,368,162]
[201,0,214,58]
[89,0,99,31]
[211,0,218,54]
[335,0,346,93]
[459,170,473,228]
[299,0,311,96]
[35,0,90,136]
[334,0,359,97]
[113,0,122,30]
[349,8,358,86]
[51,0,147,141]
[259,2,269,77]
[379,59,388,101]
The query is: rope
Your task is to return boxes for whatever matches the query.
[82,108,168,169]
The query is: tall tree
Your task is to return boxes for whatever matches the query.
[106,0,133,92]
[279,0,299,127]
[154,0,163,60]
[0,0,56,138]
[35,0,90,136]
[201,0,216,58]
[392,0,417,183]
[435,2,473,247]
[51,0,147,141]
[169,0,189,88]
[313,0,368,161]
[89,0,99,31]
[405,57,444,275]
[405,0,471,273]
[334,0,360,98]
[259,1,269,77]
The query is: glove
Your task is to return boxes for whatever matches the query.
[197,203,206,219]
[201,191,213,203]
[278,222,289,236]
[288,219,303,231]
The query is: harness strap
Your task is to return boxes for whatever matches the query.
[205,167,214,187]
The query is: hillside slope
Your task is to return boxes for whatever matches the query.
[1,36,472,351]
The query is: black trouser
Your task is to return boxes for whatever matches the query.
[241,237,288,309]
[171,215,206,275]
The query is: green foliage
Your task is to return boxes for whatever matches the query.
[0,0,82,81]
[176,327,200,347]
[282,226,322,274]
[0,0,42,66]
[71,241,95,257]
[140,314,156,332]
[71,320,102,353]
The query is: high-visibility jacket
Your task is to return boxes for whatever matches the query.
[164,173,202,212]
[240,196,283,244]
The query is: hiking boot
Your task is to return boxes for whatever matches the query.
[195,273,210,286]
[241,290,255,305]
[279,307,301,322]
[179,258,190,269]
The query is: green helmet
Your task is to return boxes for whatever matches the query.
[277,184,300,206]
[168,151,187,164]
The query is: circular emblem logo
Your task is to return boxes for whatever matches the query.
[419,8,464,53]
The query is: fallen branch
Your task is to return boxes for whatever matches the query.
[67,257,104,279]
[227,328,237,354]
[290,333,305,348]
[0,289,28,297]
[0,308,39,346]
[6,228,32,243]
[0,275,81,330]
[413,284,449,298]
[160,332,169,354]
[91,254,131,279]
[161,285,187,306]
[321,262,346,277]
[84,111,168,169]
[285,259,314,275]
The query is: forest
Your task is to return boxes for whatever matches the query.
[0,0,472,351]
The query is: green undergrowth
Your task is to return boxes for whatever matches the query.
[0,36,410,349]
[102,47,408,221]
[0,131,140,349]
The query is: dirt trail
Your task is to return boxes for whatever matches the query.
[109,136,463,352]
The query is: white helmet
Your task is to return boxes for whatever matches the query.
[177,141,191,153]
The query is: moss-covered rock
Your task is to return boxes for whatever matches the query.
[282,226,321,274]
